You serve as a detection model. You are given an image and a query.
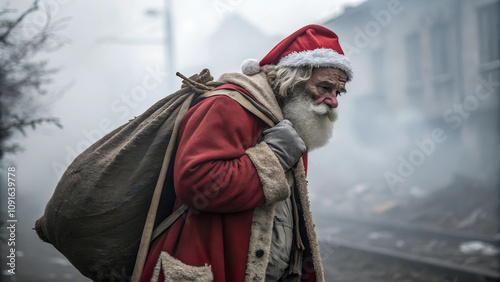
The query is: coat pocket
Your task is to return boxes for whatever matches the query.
[266,252,289,282]
[151,251,213,282]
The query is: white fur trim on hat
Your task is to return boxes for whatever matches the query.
[277,48,353,81]
[241,58,261,76]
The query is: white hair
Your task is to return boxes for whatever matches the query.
[265,65,314,101]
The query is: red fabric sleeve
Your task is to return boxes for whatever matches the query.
[173,95,267,213]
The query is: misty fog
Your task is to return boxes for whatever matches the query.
[1,0,498,281]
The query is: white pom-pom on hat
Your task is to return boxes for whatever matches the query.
[241,58,261,76]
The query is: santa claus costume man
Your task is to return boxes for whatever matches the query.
[139,24,353,282]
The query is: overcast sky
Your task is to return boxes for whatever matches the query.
[1,1,367,279]
[2,0,368,246]
[3,1,499,280]
[2,0,366,200]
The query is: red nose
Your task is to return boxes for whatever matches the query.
[323,96,338,108]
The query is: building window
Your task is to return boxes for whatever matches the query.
[405,32,422,82]
[478,2,500,70]
[431,21,451,77]
[431,20,454,103]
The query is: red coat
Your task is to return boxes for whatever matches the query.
[140,72,324,282]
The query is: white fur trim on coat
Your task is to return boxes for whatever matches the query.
[151,251,213,282]
[277,48,353,81]
[244,203,276,281]
[292,159,324,281]
[245,142,290,203]
[244,142,290,281]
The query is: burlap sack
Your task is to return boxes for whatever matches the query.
[35,69,217,281]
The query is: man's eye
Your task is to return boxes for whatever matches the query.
[321,86,330,92]
[336,91,341,97]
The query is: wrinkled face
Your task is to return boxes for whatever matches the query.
[304,67,348,109]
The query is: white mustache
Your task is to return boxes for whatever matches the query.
[309,102,338,122]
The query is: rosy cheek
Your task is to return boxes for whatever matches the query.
[312,91,338,108]
[309,90,322,103]
[313,95,324,105]
[311,89,328,105]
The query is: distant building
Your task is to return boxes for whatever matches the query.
[324,0,499,182]
[207,14,279,78]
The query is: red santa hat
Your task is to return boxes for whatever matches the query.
[241,24,353,81]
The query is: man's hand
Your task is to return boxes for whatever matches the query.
[263,119,306,171]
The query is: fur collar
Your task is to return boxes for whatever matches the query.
[217,72,284,121]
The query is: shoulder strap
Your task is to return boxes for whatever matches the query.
[131,93,195,282]
[150,204,188,242]
[198,89,277,127]
[149,89,277,244]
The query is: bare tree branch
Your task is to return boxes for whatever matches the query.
[0,0,67,159]
[0,0,40,43]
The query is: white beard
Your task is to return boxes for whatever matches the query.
[281,89,337,151]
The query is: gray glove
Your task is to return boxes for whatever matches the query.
[263,119,306,171]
